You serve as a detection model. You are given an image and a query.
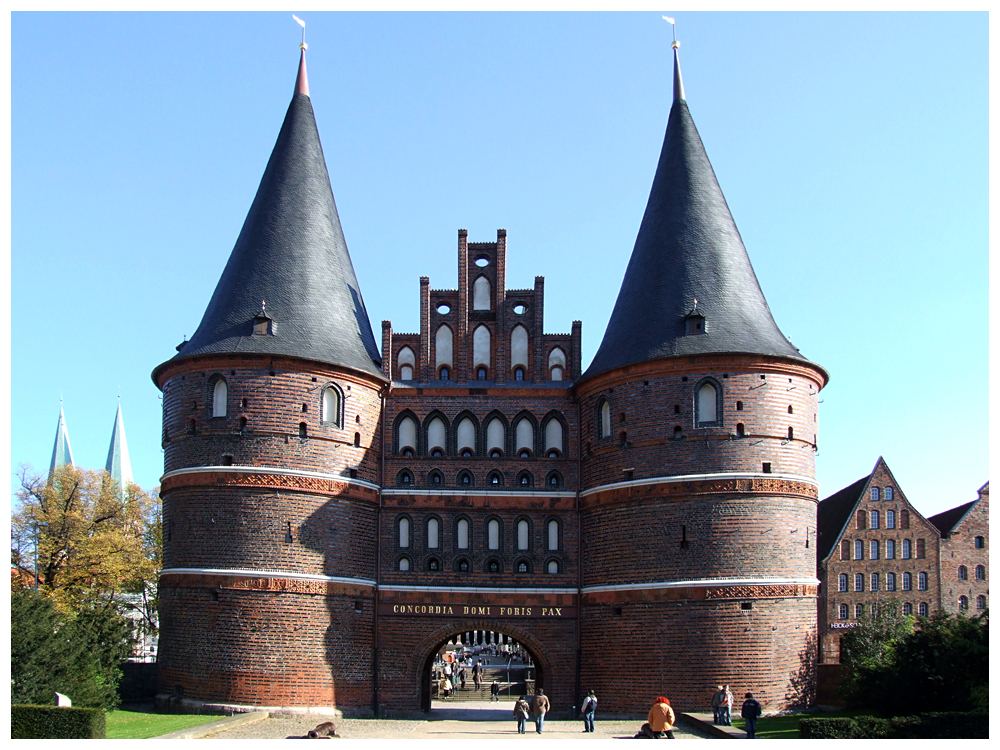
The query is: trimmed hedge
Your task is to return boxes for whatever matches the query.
[800,712,987,739]
[11,705,107,739]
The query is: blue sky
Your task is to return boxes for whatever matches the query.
[9,11,988,518]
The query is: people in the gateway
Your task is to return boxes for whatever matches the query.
[741,693,763,739]
[459,666,467,690]
[711,685,724,724]
[722,685,734,726]
[514,695,531,734]
[580,689,597,733]
[638,696,675,739]
[490,680,501,702]
[473,661,482,690]
[439,675,451,700]
[531,689,550,734]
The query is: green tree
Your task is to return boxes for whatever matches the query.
[11,587,134,709]
[839,598,914,709]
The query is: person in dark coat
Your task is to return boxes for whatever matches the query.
[740,693,762,739]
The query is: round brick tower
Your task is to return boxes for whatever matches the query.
[576,45,828,713]
[152,51,386,713]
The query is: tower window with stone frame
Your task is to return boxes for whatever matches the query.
[695,378,722,426]
[321,384,342,427]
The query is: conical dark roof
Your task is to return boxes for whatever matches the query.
[154,53,383,382]
[581,49,821,383]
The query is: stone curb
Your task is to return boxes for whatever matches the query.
[678,712,745,739]
[153,711,270,739]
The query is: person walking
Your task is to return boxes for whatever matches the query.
[473,661,482,691]
[711,685,723,724]
[580,690,597,733]
[639,696,675,739]
[490,680,501,702]
[741,693,762,739]
[531,689,550,734]
[722,685,734,726]
[459,666,467,690]
[513,695,531,734]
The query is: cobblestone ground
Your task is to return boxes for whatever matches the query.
[204,702,715,740]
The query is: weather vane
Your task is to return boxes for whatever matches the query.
[293,14,307,50]
[662,15,679,48]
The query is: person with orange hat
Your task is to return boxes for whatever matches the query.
[638,696,675,739]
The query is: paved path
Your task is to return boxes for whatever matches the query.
[202,701,718,740]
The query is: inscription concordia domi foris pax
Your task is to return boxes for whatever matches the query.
[379,603,576,618]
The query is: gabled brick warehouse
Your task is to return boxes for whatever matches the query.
[153,42,830,716]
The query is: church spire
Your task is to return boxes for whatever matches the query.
[105,399,133,492]
[154,43,383,384]
[49,403,73,474]
[580,40,824,384]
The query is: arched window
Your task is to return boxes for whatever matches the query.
[473,325,491,370]
[544,417,563,457]
[516,560,530,574]
[398,557,410,571]
[510,325,529,373]
[212,378,228,417]
[870,510,879,529]
[488,559,500,574]
[787,426,794,441]
[515,418,534,457]
[871,540,879,559]
[900,510,910,529]
[546,471,561,488]
[977,595,986,609]
[871,487,880,502]
[322,386,341,426]
[903,602,913,616]
[514,367,525,381]
[547,560,559,575]
[840,540,850,560]
[457,417,476,456]
[435,325,453,369]
[487,519,500,550]
[517,519,529,551]
[871,573,879,591]
[886,572,896,591]
[838,574,848,592]
[857,510,866,530]
[855,540,864,560]
[958,565,968,580]
[855,604,864,619]
[736,423,745,438]
[975,536,985,548]
[902,572,912,590]
[855,573,864,592]
[428,470,443,487]
[884,487,894,501]
[902,539,912,559]
[486,418,505,457]
[548,348,566,381]
[398,470,413,487]
[918,602,928,617]
[886,510,896,529]
[787,405,794,414]
[397,346,415,380]
[477,367,488,380]
[839,604,848,620]
[697,381,718,424]
[959,596,969,611]
[600,400,611,438]
[517,471,533,487]
[918,572,928,591]
[457,558,470,573]
[975,565,985,580]
[457,519,470,550]
[886,539,896,559]
[473,276,491,311]
[398,517,410,548]
[673,425,683,440]
[427,518,440,549]
[548,520,559,551]
[397,416,417,455]
[458,470,473,487]
[427,417,447,456]
[487,471,504,488]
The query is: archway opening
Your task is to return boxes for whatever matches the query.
[420,629,543,716]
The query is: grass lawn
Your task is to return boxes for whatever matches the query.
[731,709,867,739]
[105,708,221,739]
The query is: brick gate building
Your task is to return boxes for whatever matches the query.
[153,44,829,716]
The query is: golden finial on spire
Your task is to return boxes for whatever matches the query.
[293,14,307,50]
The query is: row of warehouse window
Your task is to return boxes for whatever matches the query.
[841,538,925,560]
[205,376,347,428]
[396,468,562,489]
[395,410,566,458]
[397,516,561,553]
[856,509,909,530]
[397,330,568,381]
[869,486,895,501]
[838,597,986,620]
[396,555,561,575]
[839,572,929,592]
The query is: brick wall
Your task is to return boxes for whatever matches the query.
[939,484,989,615]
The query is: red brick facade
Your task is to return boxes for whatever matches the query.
[937,483,989,616]
[155,232,835,716]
